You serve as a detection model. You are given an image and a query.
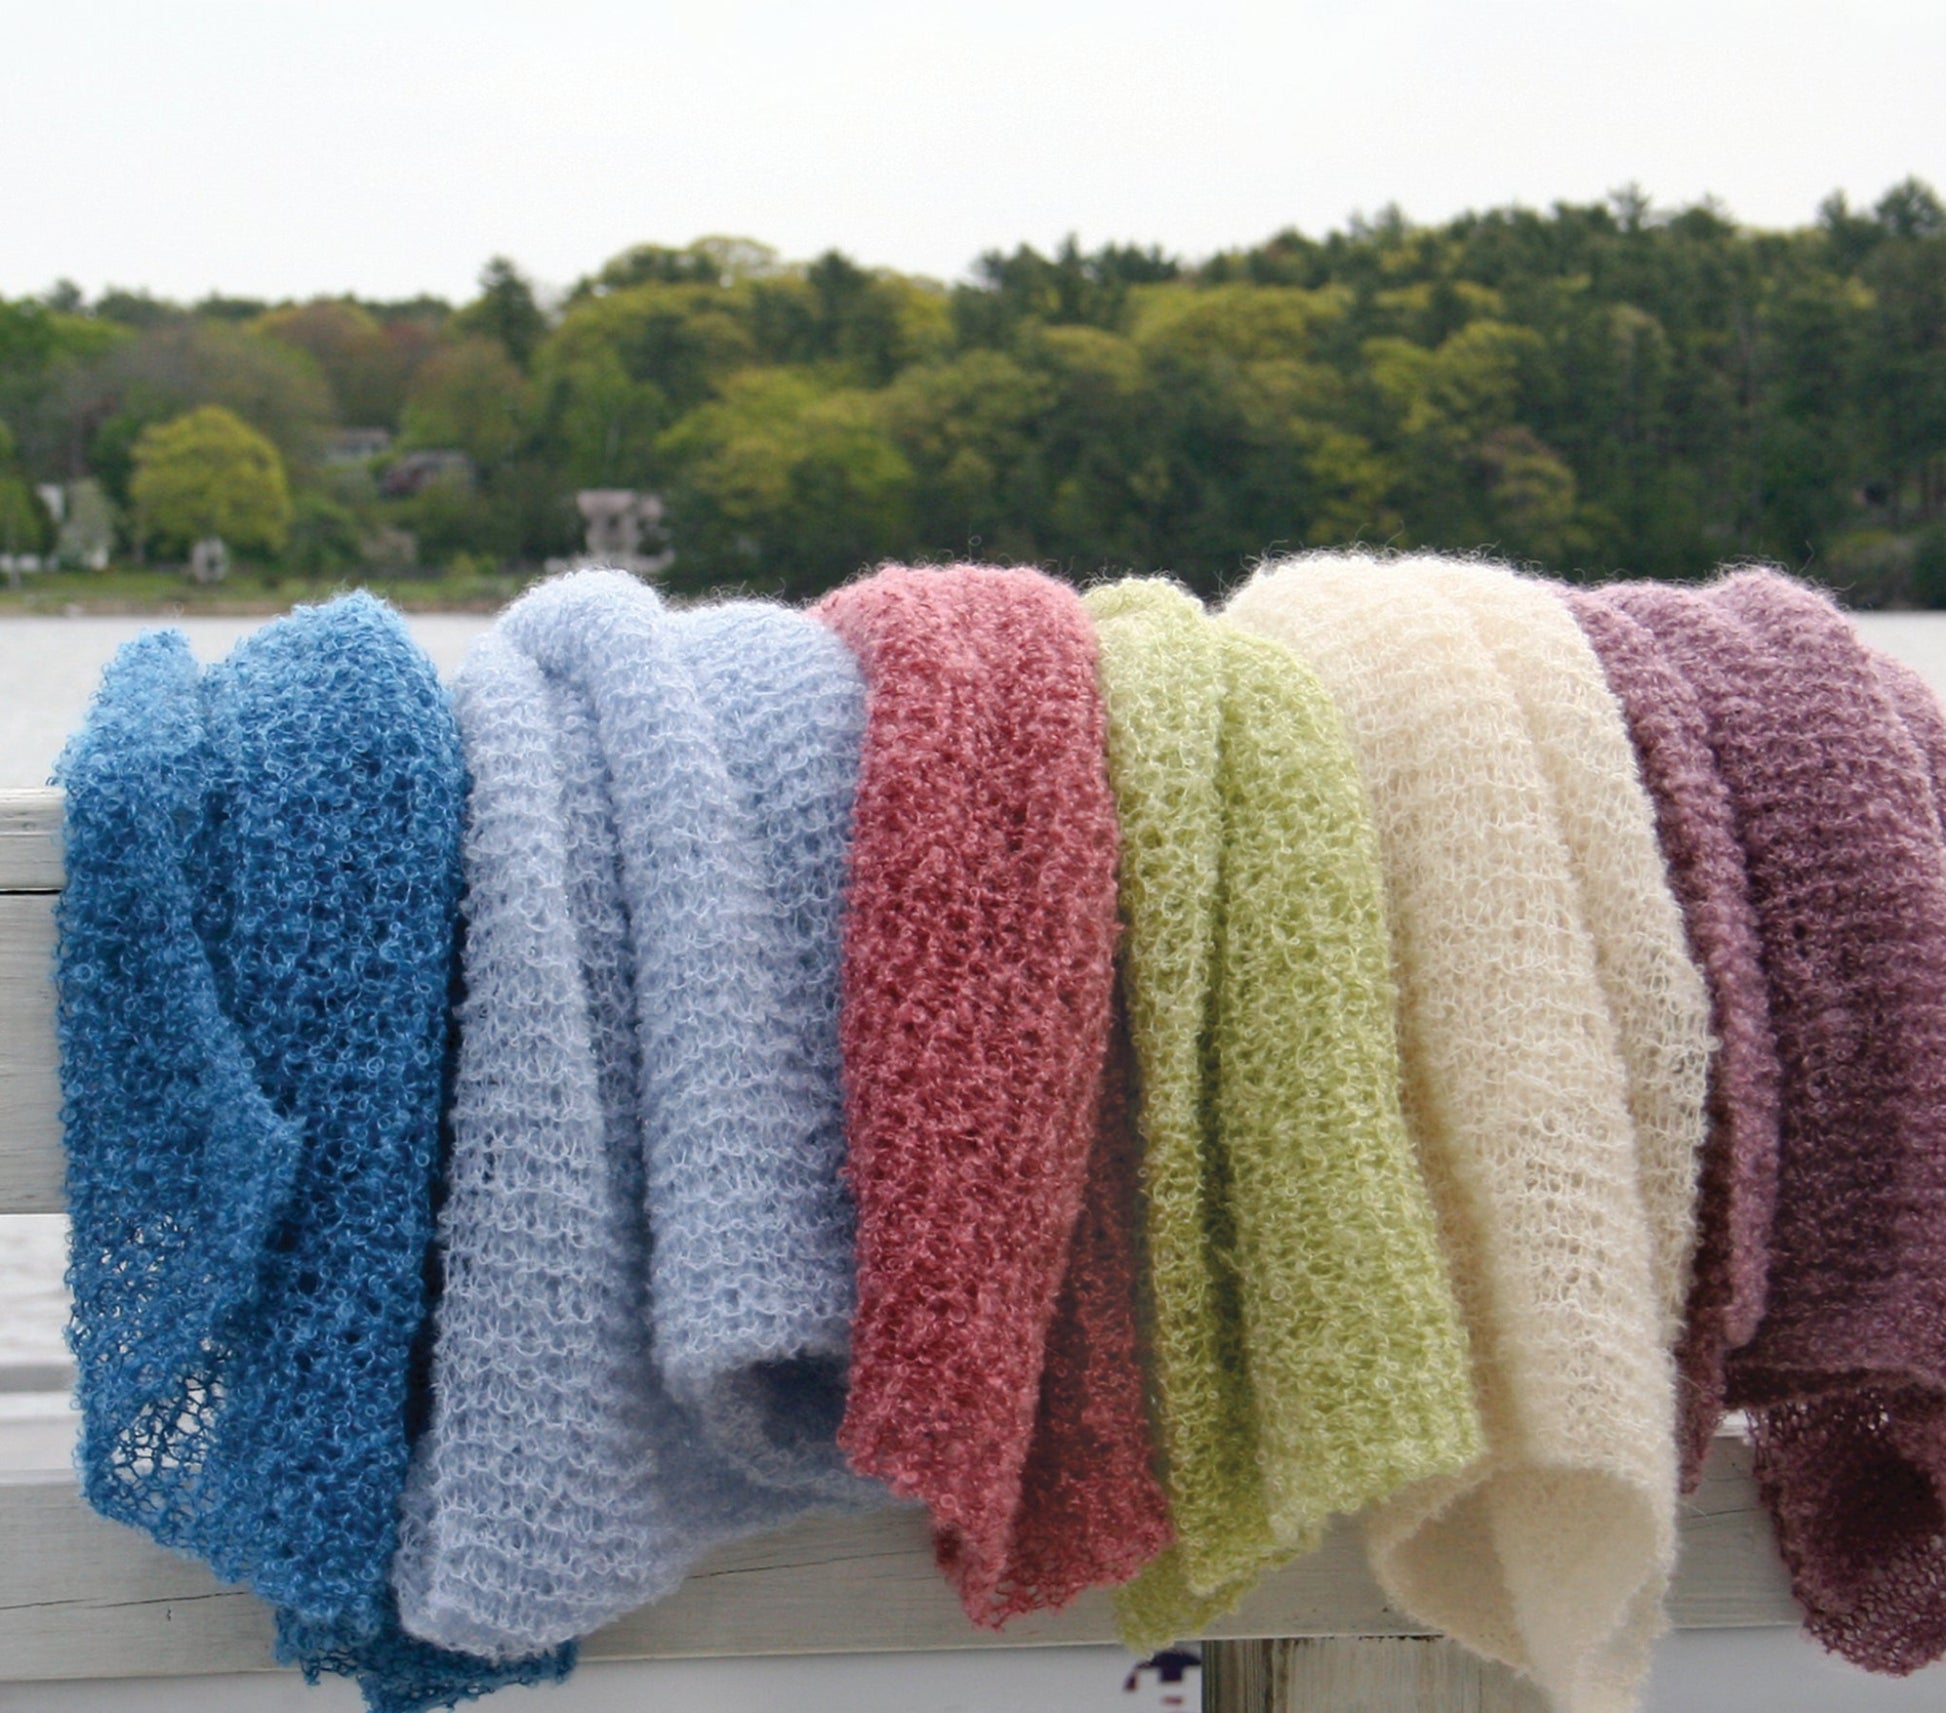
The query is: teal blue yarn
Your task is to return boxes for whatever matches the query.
[53,595,570,1712]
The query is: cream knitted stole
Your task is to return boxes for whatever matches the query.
[1432,561,1711,1348]
[1085,579,1479,1654]
[1226,553,1705,1713]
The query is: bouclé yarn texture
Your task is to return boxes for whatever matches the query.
[54,596,567,1713]
[395,571,887,1661]
[1083,579,1479,1654]
[1567,588,1783,1487]
[1227,553,1692,1713]
[1607,572,1946,1674]
[816,563,1170,1625]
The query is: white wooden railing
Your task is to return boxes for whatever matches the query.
[0,784,1800,1709]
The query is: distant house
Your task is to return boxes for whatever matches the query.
[43,479,116,570]
[381,449,474,498]
[326,428,393,465]
[571,489,673,576]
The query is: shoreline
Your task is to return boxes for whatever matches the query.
[0,566,535,619]
[0,596,513,617]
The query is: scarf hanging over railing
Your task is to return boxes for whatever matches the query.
[54,595,570,1713]
[394,570,889,1662]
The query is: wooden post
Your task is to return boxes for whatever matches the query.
[1202,1637,1548,1713]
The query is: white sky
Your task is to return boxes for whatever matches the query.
[4,1,1942,306]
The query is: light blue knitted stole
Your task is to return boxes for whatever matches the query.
[395,570,888,1660]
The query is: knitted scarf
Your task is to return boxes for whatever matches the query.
[1567,588,1783,1488]
[815,563,1170,1625]
[1431,563,1712,1351]
[395,571,886,1662]
[1227,553,1699,1713]
[1604,572,1946,1674]
[1083,579,1480,1654]
[54,596,567,1713]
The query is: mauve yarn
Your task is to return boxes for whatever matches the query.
[1566,588,1782,1490]
[1609,571,1946,1673]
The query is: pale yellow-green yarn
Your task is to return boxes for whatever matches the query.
[1085,579,1481,1654]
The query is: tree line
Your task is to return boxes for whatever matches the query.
[2,179,1943,603]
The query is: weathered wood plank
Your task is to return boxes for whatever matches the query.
[0,1437,1797,1682]
[1661,1429,1797,1626]
[0,1361,74,1394]
[0,891,63,1213]
[0,1477,278,1678]
[0,787,63,893]
[1204,1636,1550,1713]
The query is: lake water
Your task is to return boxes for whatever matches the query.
[7,609,1946,1380]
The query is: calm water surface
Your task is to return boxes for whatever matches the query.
[1,614,492,788]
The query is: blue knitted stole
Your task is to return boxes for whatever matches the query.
[394,570,887,1660]
[54,595,571,1712]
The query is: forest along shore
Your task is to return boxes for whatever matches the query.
[5,185,1945,610]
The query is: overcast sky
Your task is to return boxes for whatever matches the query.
[5,1,1942,306]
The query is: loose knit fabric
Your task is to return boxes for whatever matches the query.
[396,571,885,1661]
[1427,565,1710,1359]
[1082,579,1480,1654]
[1227,554,1682,1713]
[815,564,1169,1625]
[55,597,566,1713]
[1567,588,1783,1487]
[1606,572,1946,1674]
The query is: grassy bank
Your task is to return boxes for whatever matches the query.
[0,564,539,616]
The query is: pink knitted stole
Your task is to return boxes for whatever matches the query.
[815,565,1169,1624]
[1611,572,1946,1673]
[1566,588,1781,1489]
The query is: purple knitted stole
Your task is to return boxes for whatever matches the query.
[1566,589,1781,1490]
[1609,572,1946,1674]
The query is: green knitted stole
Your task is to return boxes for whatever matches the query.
[1084,580,1481,1651]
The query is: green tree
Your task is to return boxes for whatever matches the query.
[0,297,129,476]
[72,320,331,503]
[257,298,426,427]
[130,405,292,557]
[283,490,365,576]
[400,337,530,466]
[453,257,549,369]
[0,419,50,555]
[544,281,757,417]
[879,350,1056,563]
[1123,283,1392,584]
[744,254,952,383]
[659,368,913,596]
[530,341,672,489]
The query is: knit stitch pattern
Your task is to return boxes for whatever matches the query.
[1567,588,1783,1487]
[940,1007,1173,1617]
[1227,553,1679,1713]
[816,563,1168,1625]
[1430,565,1710,1365]
[396,572,885,1661]
[1607,572,1946,1674]
[1083,580,1480,1654]
[55,597,567,1712]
